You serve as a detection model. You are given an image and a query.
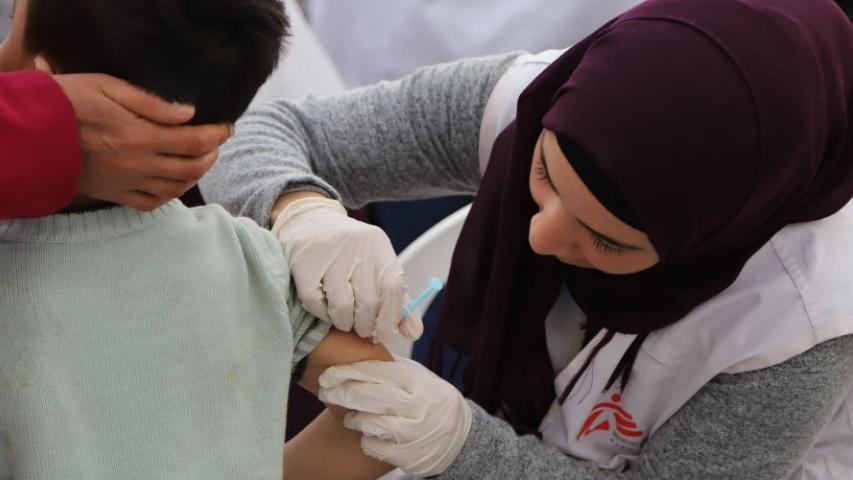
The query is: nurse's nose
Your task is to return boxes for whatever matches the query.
[561,225,594,268]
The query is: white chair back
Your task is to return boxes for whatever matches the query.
[384,204,471,358]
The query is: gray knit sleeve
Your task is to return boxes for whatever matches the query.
[199,53,521,227]
[441,334,853,480]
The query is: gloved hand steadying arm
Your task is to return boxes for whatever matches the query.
[318,355,473,477]
[272,196,424,344]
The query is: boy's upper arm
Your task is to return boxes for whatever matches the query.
[230,213,332,366]
[287,289,332,368]
[227,212,392,389]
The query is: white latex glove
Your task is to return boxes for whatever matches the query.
[272,197,424,343]
[318,354,473,477]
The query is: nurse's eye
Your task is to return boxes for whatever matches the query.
[533,160,551,186]
[535,148,556,191]
[590,233,625,255]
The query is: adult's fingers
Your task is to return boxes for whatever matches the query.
[98,74,196,125]
[323,270,356,336]
[360,435,395,464]
[154,124,232,157]
[344,412,414,443]
[398,314,425,341]
[148,150,219,182]
[374,299,405,346]
[373,265,410,339]
[318,361,410,392]
[321,382,416,416]
[115,191,168,212]
[33,56,54,74]
[352,263,380,338]
[296,280,332,324]
[137,177,196,200]
[350,261,379,338]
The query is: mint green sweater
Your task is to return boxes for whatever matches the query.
[0,201,329,479]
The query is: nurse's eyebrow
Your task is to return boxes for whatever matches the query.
[577,219,644,251]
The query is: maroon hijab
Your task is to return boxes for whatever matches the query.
[429,0,853,435]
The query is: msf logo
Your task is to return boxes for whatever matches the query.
[576,393,644,441]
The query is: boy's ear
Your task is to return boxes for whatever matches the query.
[33,55,53,73]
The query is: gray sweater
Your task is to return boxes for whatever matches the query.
[199,54,853,479]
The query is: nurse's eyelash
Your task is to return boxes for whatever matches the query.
[533,160,551,185]
[535,144,556,191]
[589,231,626,255]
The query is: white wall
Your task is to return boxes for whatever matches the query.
[251,0,345,104]
[305,0,647,87]
[0,0,13,41]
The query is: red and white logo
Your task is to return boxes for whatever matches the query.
[576,393,644,441]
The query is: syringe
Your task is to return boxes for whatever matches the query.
[401,277,444,318]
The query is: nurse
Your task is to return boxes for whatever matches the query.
[201,0,853,478]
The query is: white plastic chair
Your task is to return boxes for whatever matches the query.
[379,203,470,480]
[383,204,471,358]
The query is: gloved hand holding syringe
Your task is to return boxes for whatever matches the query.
[272,195,426,343]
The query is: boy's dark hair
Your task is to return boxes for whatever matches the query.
[25,0,288,124]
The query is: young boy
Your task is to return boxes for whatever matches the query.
[0,0,393,478]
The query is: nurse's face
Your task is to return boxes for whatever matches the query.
[529,130,660,274]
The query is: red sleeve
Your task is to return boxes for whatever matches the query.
[0,70,81,219]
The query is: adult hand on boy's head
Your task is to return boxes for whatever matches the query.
[48,68,232,211]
